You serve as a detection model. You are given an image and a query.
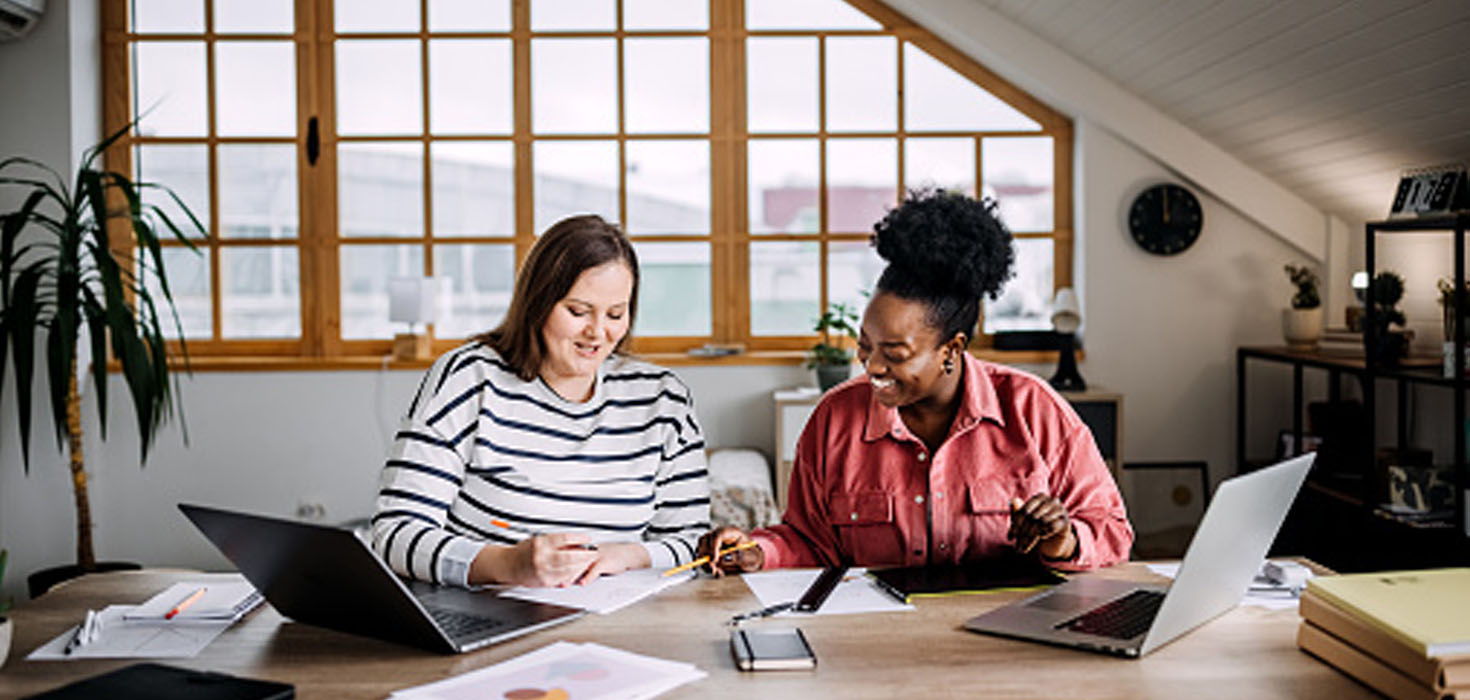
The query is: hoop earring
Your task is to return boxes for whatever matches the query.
[943,357,956,374]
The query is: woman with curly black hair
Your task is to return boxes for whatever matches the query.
[698,190,1132,573]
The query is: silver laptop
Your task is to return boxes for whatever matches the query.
[964,453,1313,658]
[180,503,585,654]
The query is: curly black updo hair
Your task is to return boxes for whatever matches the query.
[872,189,1015,345]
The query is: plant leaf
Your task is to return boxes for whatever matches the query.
[7,264,46,471]
[81,285,110,441]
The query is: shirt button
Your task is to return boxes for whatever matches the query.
[939,543,948,551]
[917,452,928,462]
[850,512,858,521]
[914,495,925,504]
[935,493,944,500]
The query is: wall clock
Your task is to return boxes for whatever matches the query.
[1128,183,1202,256]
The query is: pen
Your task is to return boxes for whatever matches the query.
[165,586,207,620]
[488,520,597,551]
[663,541,760,577]
[63,610,95,655]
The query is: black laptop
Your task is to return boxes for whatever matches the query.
[179,503,584,653]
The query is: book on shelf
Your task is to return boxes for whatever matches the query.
[1307,568,1470,658]
[1300,589,1470,691]
[1298,622,1459,700]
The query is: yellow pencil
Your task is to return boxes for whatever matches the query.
[662,541,759,577]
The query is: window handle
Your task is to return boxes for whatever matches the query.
[306,117,320,166]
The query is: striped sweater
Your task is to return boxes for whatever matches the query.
[371,343,711,587]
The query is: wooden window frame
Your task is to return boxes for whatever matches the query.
[102,0,1072,366]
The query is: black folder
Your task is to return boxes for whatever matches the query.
[24,663,293,700]
[871,555,1066,603]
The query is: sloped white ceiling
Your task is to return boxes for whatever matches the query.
[974,0,1470,226]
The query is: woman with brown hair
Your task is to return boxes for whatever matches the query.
[371,215,710,588]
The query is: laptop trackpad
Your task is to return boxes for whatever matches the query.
[1026,592,1110,612]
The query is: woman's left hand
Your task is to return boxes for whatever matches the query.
[1009,495,1077,561]
[574,542,652,585]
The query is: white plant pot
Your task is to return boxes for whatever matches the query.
[1282,307,1324,350]
[0,616,11,669]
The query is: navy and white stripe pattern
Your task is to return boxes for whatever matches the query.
[371,343,711,587]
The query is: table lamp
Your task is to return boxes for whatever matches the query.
[389,277,440,362]
[1049,287,1086,392]
[1346,270,1369,331]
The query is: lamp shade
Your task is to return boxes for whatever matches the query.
[388,277,440,326]
[1051,287,1081,335]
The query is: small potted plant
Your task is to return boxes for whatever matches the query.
[808,302,859,391]
[1283,264,1323,350]
[1366,271,1410,366]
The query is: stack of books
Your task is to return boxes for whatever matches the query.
[1317,327,1364,356]
[1298,568,1470,699]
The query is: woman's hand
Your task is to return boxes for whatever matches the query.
[695,526,764,576]
[470,533,600,587]
[1009,495,1078,561]
[573,542,652,585]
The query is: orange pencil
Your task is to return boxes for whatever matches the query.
[662,541,759,577]
[165,586,207,620]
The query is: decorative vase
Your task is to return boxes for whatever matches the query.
[0,616,10,669]
[815,362,852,392]
[1282,307,1324,350]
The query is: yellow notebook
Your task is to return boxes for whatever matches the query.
[1307,568,1470,658]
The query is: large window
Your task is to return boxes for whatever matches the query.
[104,0,1071,362]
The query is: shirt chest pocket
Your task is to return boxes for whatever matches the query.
[966,471,1049,514]
[829,490,905,567]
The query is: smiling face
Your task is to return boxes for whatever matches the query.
[857,291,963,409]
[539,261,634,396]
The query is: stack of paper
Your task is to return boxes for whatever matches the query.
[391,641,705,700]
[1298,568,1470,700]
[500,569,694,614]
[124,578,263,622]
[1145,559,1314,610]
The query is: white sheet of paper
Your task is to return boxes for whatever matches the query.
[27,605,231,660]
[499,569,695,614]
[1145,559,1313,610]
[740,568,915,615]
[390,641,706,700]
[123,577,262,621]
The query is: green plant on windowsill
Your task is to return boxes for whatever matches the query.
[807,302,860,391]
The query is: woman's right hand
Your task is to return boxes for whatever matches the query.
[471,533,599,587]
[695,526,764,576]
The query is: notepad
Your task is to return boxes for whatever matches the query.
[870,556,1065,603]
[499,568,694,614]
[28,605,232,660]
[124,578,263,622]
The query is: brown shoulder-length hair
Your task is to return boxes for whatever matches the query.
[476,214,639,381]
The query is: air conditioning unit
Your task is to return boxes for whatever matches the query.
[0,0,44,41]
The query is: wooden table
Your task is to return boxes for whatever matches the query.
[0,566,1373,699]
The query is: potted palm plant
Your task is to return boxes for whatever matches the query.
[807,302,860,391]
[0,124,201,597]
[1282,264,1323,350]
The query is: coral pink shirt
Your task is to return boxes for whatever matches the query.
[754,353,1133,572]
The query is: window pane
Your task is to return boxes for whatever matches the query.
[624,0,707,30]
[218,144,297,240]
[747,38,817,133]
[221,247,300,338]
[145,247,210,339]
[339,142,424,238]
[905,137,974,195]
[430,39,512,135]
[532,39,617,134]
[336,0,419,33]
[904,44,1040,132]
[636,243,710,336]
[336,40,422,135]
[984,237,1053,333]
[624,38,708,134]
[341,245,425,339]
[432,142,514,238]
[626,140,709,235]
[215,0,293,33]
[751,241,820,336]
[533,140,618,234]
[746,0,881,30]
[133,0,202,33]
[748,139,818,234]
[531,0,615,31]
[136,144,209,239]
[134,42,207,136]
[825,37,895,132]
[982,137,1054,233]
[827,138,896,233]
[433,244,514,338]
[215,41,296,137]
[828,240,882,314]
[429,0,510,32]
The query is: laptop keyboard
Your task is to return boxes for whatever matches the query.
[1053,589,1165,640]
[427,607,509,640]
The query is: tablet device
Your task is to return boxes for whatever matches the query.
[24,663,294,700]
[730,628,817,671]
[871,555,1065,603]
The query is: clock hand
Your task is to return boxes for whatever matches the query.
[1162,188,1169,224]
